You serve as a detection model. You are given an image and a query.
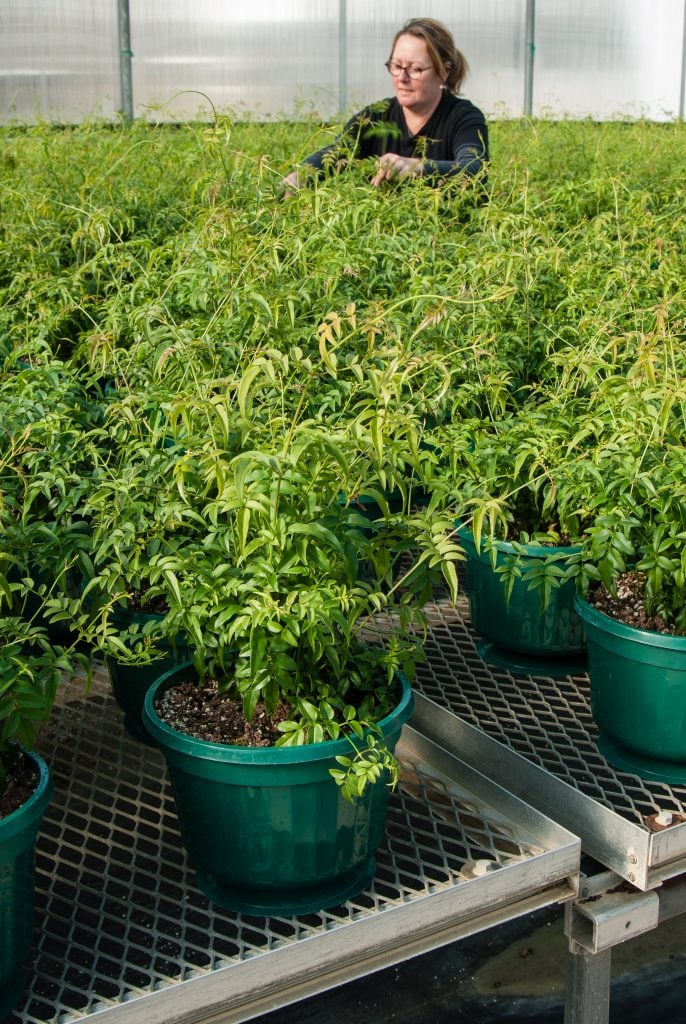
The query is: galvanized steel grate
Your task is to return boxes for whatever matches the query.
[11,655,557,1024]
[417,593,686,824]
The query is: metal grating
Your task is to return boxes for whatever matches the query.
[7,658,575,1024]
[417,593,686,825]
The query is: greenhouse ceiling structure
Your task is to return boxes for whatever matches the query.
[1,0,686,125]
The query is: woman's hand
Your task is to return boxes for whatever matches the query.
[281,170,302,197]
[371,154,424,187]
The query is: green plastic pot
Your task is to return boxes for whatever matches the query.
[143,664,414,915]
[14,561,83,647]
[457,525,585,668]
[575,595,686,782]
[106,604,192,745]
[0,751,52,1017]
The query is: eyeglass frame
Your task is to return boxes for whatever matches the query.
[384,60,434,80]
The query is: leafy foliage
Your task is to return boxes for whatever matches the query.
[2,115,686,803]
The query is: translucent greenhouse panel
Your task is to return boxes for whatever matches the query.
[1,0,685,125]
[345,0,528,119]
[0,0,120,123]
[129,0,340,121]
[533,0,685,120]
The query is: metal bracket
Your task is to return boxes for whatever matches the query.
[566,888,660,954]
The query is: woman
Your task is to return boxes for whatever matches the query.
[284,17,488,190]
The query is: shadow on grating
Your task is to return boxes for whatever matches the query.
[10,581,682,1023]
[9,639,546,1024]
[417,593,686,824]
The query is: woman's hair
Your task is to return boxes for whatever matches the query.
[390,18,469,94]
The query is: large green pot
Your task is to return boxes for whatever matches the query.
[575,594,686,782]
[0,751,52,1017]
[106,604,192,745]
[143,664,414,916]
[457,525,585,672]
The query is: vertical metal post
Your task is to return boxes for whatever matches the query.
[564,945,612,1024]
[117,0,134,121]
[338,0,348,115]
[680,0,686,119]
[524,0,536,117]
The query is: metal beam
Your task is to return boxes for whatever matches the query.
[117,0,134,121]
[567,889,659,954]
[524,0,536,117]
[569,867,686,955]
[338,0,348,116]
[564,945,612,1024]
[564,870,686,1023]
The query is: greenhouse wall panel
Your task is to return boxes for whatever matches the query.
[345,0,527,118]
[130,0,340,121]
[0,0,685,124]
[533,0,685,120]
[0,0,119,123]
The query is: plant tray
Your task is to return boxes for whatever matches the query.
[417,592,686,891]
[10,663,578,1024]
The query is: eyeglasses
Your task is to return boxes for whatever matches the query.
[384,60,433,80]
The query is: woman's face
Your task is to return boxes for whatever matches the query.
[389,33,446,116]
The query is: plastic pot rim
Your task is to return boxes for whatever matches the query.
[456,522,581,559]
[143,662,413,766]
[0,749,52,844]
[574,593,686,652]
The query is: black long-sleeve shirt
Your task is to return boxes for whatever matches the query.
[303,91,489,181]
